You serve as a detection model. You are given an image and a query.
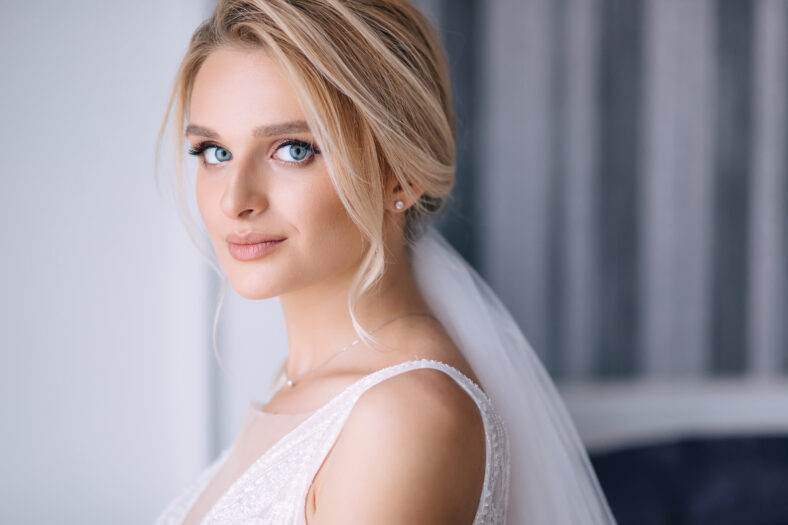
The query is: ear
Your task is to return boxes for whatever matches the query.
[385,176,423,213]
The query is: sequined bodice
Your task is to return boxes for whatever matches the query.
[155,359,510,524]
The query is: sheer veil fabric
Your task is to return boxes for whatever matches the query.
[410,226,616,524]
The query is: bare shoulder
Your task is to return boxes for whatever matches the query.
[308,366,487,525]
[348,366,486,452]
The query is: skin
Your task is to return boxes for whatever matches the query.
[186,47,486,524]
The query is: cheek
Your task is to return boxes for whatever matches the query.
[194,174,222,236]
[289,179,363,262]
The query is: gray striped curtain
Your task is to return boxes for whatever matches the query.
[416,0,788,381]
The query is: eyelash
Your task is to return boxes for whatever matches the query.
[186,139,321,167]
[186,141,217,157]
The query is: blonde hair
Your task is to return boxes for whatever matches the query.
[158,0,456,350]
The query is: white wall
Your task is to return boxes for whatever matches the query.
[0,1,216,522]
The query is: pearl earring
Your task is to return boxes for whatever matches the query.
[394,200,405,210]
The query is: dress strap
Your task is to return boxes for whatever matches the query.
[344,358,493,410]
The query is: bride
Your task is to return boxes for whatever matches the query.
[156,0,615,523]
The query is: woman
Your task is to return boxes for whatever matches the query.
[155,1,615,523]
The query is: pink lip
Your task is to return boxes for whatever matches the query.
[226,232,287,244]
[226,232,287,261]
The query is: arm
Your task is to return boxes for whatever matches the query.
[308,368,487,525]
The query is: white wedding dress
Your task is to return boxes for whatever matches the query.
[154,358,510,524]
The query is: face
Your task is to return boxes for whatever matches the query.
[187,47,365,300]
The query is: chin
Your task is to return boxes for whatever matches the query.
[232,286,279,301]
[225,272,286,301]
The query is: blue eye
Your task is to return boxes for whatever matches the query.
[187,143,232,165]
[274,141,318,164]
[204,146,232,165]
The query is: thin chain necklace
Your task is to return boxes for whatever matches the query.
[283,311,436,387]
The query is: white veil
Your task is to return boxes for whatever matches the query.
[410,225,617,524]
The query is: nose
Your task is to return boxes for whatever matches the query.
[220,158,267,219]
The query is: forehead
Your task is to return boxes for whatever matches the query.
[189,47,306,133]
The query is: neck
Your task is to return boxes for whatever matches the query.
[278,231,429,379]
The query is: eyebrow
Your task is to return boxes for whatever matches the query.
[185,120,311,139]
